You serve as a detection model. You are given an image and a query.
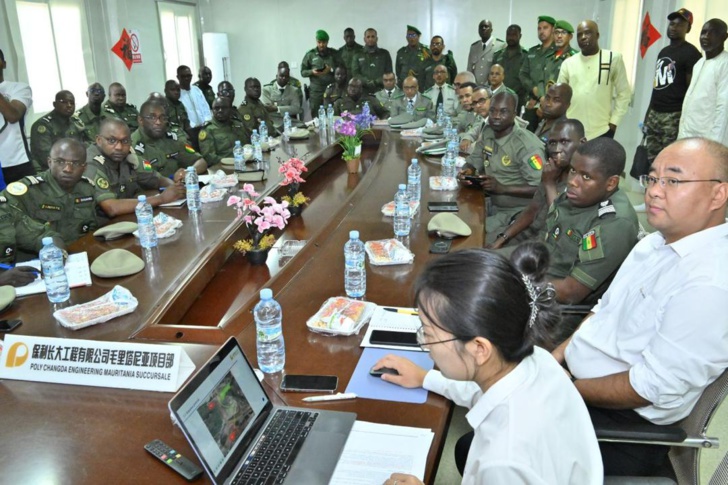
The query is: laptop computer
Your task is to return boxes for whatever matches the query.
[169,337,356,484]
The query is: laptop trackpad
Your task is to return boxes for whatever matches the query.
[286,427,350,482]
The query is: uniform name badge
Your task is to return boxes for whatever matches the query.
[483,145,493,168]
[501,155,511,166]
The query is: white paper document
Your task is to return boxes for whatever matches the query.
[330,421,434,484]
[15,252,92,297]
[361,306,423,351]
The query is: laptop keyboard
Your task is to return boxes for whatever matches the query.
[232,409,319,485]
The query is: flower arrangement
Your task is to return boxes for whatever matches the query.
[227,183,290,254]
[334,111,375,161]
[278,157,310,208]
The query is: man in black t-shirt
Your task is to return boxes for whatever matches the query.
[643,9,701,164]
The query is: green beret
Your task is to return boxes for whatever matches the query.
[427,213,472,238]
[91,249,145,278]
[0,285,16,312]
[93,221,138,241]
[315,30,329,41]
[538,16,556,26]
[555,20,574,34]
[406,25,421,35]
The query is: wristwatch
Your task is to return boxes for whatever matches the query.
[496,233,509,242]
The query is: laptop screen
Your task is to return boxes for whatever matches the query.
[171,339,270,478]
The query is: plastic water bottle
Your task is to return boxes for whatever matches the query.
[327,104,334,127]
[254,288,285,374]
[442,139,458,180]
[394,184,411,236]
[407,159,421,203]
[259,121,268,144]
[363,101,371,118]
[283,112,292,139]
[436,103,444,126]
[251,129,262,161]
[185,167,201,212]
[445,116,453,134]
[318,105,327,130]
[39,237,70,303]
[344,230,366,298]
[135,195,158,248]
[233,140,244,172]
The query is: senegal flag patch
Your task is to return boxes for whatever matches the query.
[143,160,153,171]
[582,230,597,250]
[184,144,195,154]
[528,154,543,170]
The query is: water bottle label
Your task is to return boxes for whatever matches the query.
[258,327,282,342]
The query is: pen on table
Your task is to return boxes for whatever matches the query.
[382,307,419,315]
[302,393,357,403]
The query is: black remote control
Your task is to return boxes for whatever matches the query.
[144,439,204,481]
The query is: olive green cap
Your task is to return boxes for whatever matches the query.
[0,285,16,312]
[399,118,429,129]
[407,25,421,35]
[93,221,139,241]
[315,29,329,41]
[538,16,556,26]
[427,213,472,238]
[288,128,310,140]
[554,20,574,34]
[91,249,145,278]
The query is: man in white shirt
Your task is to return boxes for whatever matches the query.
[0,48,35,185]
[554,137,728,476]
[177,64,212,149]
[423,64,457,117]
[678,19,728,145]
[557,20,631,140]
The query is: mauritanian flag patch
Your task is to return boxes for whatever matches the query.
[184,144,195,154]
[582,230,597,250]
[142,160,153,171]
[528,154,543,170]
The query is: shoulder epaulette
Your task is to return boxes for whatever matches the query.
[25,175,44,185]
[81,176,95,187]
[41,114,52,122]
[134,141,145,154]
[263,81,274,87]
[0,196,7,203]
[471,40,481,46]
[93,154,106,165]
[291,79,302,88]
[126,103,137,109]
[166,131,178,141]
[598,199,617,218]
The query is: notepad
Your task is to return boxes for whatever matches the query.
[15,252,93,297]
[361,306,423,351]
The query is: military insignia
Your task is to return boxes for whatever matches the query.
[143,160,153,171]
[0,196,6,203]
[81,224,90,233]
[598,199,616,218]
[184,144,195,154]
[97,177,109,189]
[3,246,14,257]
[501,155,511,166]
[6,182,27,196]
[40,204,61,211]
[94,155,106,164]
[244,114,251,121]
[37,125,47,134]
[167,152,179,158]
[566,228,581,243]
[169,131,178,141]
[528,154,543,170]
[199,130,207,141]
[120,184,126,193]
[74,196,93,204]
[134,142,145,154]
[551,225,561,240]
[484,146,493,158]
[582,230,597,250]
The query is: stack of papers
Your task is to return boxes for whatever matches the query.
[15,252,92,297]
[361,306,421,351]
[330,421,434,484]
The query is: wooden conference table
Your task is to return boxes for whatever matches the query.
[0,128,486,484]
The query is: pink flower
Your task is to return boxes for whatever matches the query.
[243,215,253,224]
[227,195,241,206]
[242,183,259,197]
[255,219,271,233]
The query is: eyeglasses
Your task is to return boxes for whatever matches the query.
[473,97,490,106]
[554,29,570,36]
[100,136,131,146]
[431,42,443,47]
[88,89,105,95]
[416,325,463,349]
[49,158,86,168]
[142,114,168,124]
[406,33,419,38]
[639,174,723,189]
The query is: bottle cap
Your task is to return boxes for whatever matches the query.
[349,230,359,239]
[411,159,418,164]
[260,288,273,300]
[42,237,53,246]
[138,195,147,202]
[187,166,194,171]
[399,184,406,190]
[235,140,241,145]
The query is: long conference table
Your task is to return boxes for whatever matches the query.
[0,128,486,484]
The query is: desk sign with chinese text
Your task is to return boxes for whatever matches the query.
[0,335,195,392]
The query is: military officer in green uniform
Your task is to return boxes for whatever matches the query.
[422,36,457,91]
[193,66,215,108]
[262,66,303,132]
[102,82,139,132]
[164,80,192,138]
[323,66,348,109]
[338,28,364,73]
[75,83,105,144]
[5,138,98,244]
[541,138,638,311]
[301,30,343,117]
[519,16,557,130]
[85,118,184,220]
[269,61,304,95]
[199,97,250,166]
[543,20,579,90]
[493,25,529,110]
[238,78,279,138]
[0,194,60,271]
[454,82,479,133]
[395,25,431,91]
[217,81,243,123]
[389,76,434,119]
[351,28,393,95]
[459,91,545,244]
[459,86,491,153]
[374,72,403,113]
[30,90,88,171]
[147,91,189,146]
[333,78,390,119]
[131,100,208,179]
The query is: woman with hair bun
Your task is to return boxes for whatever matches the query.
[376,245,602,485]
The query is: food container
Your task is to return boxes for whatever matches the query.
[306,297,377,336]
